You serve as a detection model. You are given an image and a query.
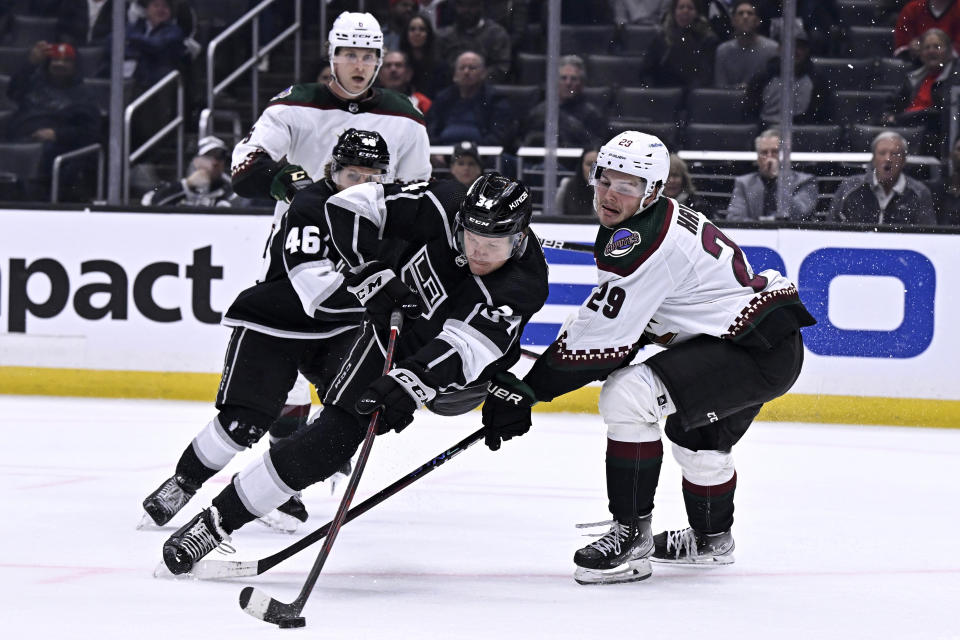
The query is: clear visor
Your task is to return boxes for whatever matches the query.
[332,164,389,189]
[589,164,647,197]
[332,50,380,67]
[460,229,522,263]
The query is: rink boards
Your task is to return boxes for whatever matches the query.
[1,209,958,427]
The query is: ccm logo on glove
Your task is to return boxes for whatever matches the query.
[394,370,433,404]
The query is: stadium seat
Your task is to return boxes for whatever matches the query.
[833,90,889,126]
[515,53,546,85]
[686,88,747,124]
[608,120,680,151]
[560,24,616,55]
[684,123,759,151]
[0,46,28,75]
[77,45,107,78]
[845,26,895,59]
[847,124,925,153]
[491,84,541,114]
[617,24,659,53]
[581,86,613,116]
[874,57,909,90]
[614,86,683,122]
[0,141,46,199]
[586,54,645,87]
[8,14,58,47]
[792,124,844,152]
[811,57,874,91]
[837,0,880,27]
[0,74,14,110]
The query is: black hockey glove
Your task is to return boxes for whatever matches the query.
[482,371,538,451]
[356,368,437,434]
[270,163,313,203]
[345,261,423,320]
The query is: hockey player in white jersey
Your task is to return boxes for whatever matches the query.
[481,131,816,585]
[228,11,432,458]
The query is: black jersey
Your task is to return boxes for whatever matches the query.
[325,179,551,393]
[222,178,364,339]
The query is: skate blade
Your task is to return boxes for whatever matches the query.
[574,558,652,585]
[152,560,196,580]
[136,512,164,530]
[255,510,299,534]
[650,553,734,566]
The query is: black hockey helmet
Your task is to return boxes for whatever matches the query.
[455,173,533,259]
[331,128,390,173]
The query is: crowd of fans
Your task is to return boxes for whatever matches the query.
[1,0,959,226]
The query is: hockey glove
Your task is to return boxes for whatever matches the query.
[270,163,313,203]
[345,261,423,320]
[356,368,437,434]
[482,371,538,451]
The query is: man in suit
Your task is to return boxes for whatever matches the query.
[726,128,818,221]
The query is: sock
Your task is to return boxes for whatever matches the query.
[682,471,737,534]
[605,438,663,522]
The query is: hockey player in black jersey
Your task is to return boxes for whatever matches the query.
[161,174,550,575]
[141,129,393,533]
[481,131,816,585]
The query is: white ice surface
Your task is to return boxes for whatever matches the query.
[1,395,957,639]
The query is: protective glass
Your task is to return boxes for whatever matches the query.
[589,164,647,197]
[459,229,522,262]
[332,165,389,189]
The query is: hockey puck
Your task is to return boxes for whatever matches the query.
[278,617,306,629]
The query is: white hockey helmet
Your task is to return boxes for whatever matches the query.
[591,130,670,207]
[328,11,384,60]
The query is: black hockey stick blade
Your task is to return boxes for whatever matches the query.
[239,311,403,627]
[537,237,594,253]
[188,426,486,580]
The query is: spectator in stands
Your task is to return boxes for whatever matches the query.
[609,0,671,26]
[714,1,778,88]
[447,140,484,186]
[664,153,716,217]
[894,0,960,61]
[124,0,186,90]
[928,135,960,225]
[383,0,421,51]
[379,50,432,114]
[4,41,102,201]
[57,0,113,48]
[705,0,734,41]
[743,29,833,127]
[486,0,531,51]
[308,57,332,84]
[141,136,237,207]
[521,55,608,148]
[884,28,960,157]
[829,130,936,225]
[726,128,818,221]
[639,0,720,89]
[555,147,599,216]
[426,51,515,147]
[436,0,512,83]
[401,13,447,97]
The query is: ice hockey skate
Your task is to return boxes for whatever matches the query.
[141,474,200,527]
[651,528,735,565]
[573,516,653,585]
[163,506,234,575]
[255,493,309,533]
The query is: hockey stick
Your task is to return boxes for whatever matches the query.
[239,310,404,629]
[186,426,485,580]
[537,237,594,253]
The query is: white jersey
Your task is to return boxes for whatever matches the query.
[230,82,432,279]
[558,197,802,366]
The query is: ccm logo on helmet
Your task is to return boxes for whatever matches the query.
[488,383,524,405]
[508,190,529,210]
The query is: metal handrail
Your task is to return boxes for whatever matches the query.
[206,0,301,124]
[123,69,184,203]
[198,107,244,142]
[51,143,104,203]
